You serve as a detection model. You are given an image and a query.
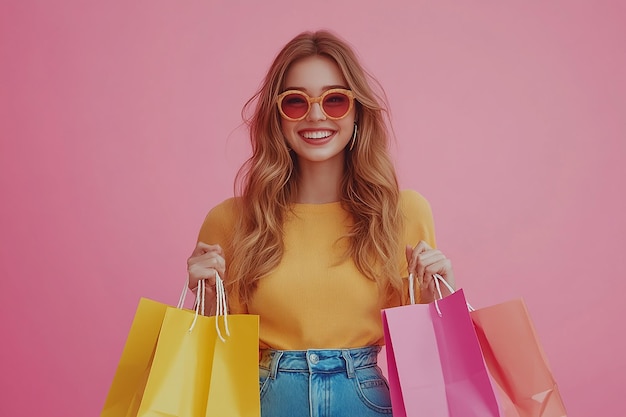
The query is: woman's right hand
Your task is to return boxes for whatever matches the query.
[186,242,226,314]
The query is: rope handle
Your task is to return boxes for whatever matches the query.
[178,273,231,342]
[409,272,454,305]
[408,273,473,316]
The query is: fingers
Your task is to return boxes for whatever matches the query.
[406,241,433,287]
[416,251,447,286]
[191,242,223,257]
[187,242,225,290]
[406,240,454,293]
[422,257,453,294]
[188,254,225,279]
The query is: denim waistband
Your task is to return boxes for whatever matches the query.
[259,346,381,378]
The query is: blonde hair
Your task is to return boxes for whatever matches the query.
[228,30,404,305]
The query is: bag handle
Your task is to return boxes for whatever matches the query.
[408,273,454,305]
[409,273,472,316]
[178,274,231,342]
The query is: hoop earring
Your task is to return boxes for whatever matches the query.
[349,123,358,151]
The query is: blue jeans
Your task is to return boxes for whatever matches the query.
[259,346,393,417]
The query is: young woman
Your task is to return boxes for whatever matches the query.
[187,30,455,417]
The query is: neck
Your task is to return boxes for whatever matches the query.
[295,158,345,204]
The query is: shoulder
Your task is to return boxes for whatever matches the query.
[399,189,436,247]
[197,197,242,243]
[205,197,241,221]
[399,189,432,216]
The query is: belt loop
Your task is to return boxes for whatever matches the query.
[269,350,283,379]
[342,349,355,378]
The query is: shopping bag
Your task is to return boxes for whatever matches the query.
[138,303,259,416]
[101,298,169,417]
[102,275,260,417]
[471,299,567,417]
[382,276,502,417]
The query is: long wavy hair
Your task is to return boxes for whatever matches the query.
[228,30,404,305]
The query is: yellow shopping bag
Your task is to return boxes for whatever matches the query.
[101,298,168,417]
[102,276,260,417]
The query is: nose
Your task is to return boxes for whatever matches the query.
[306,102,326,121]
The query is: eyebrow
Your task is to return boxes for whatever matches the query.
[283,85,348,93]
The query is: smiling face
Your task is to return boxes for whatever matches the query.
[280,55,356,167]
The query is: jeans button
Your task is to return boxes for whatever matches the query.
[309,353,319,364]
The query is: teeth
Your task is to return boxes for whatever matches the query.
[301,130,333,139]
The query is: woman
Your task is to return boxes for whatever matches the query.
[187,30,455,417]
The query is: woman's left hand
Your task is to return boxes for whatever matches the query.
[405,241,455,303]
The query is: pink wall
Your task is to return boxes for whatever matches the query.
[1,1,624,416]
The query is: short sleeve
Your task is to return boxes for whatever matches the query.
[195,197,247,313]
[400,189,436,249]
[398,190,437,305]
[196,197,238,250]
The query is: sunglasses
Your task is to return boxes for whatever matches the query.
[277,88,355,121]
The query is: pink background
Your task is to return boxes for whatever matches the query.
[1,1,624,416]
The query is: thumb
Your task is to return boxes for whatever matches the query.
[405,245,414,272]
[192,241,212,256]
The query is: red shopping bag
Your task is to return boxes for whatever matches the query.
[471,299,567,417]
[382,287,502,417]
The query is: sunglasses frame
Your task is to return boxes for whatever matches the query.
[277,88,355,121]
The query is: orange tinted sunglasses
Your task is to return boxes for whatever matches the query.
[277,88,355,121]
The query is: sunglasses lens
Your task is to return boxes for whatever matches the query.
[322,92,351,118]
[280,93,309,120]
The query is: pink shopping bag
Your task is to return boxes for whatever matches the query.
[471,299,567,417]
[382,289,502,417]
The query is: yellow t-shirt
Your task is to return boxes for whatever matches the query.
[197,189,436,349]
